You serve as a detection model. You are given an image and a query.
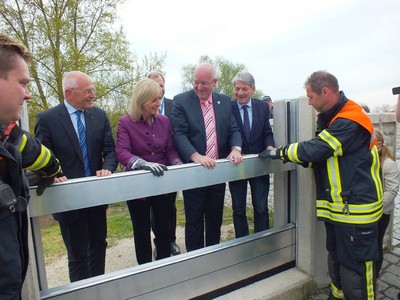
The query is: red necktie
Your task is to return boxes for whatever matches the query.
[203,101,217,159]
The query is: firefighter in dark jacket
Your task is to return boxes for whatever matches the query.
[259,71,382,300]
[0,33,63,300]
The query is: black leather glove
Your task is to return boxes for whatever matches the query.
[135,159,168,177]
[258,148,279,159]
[36,176,56,196]
[25,170,56,196]
[25,170,41,186]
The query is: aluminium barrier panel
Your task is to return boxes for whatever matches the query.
[27,99,302,299]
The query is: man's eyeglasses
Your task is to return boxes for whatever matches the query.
[193,80,214,86]
[70,88,96,95]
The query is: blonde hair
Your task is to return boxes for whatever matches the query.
[129,78,161,121]
[375,129,396,164]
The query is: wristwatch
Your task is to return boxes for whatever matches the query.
[232,146,242,152]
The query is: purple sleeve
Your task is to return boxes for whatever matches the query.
[115,116,137,168]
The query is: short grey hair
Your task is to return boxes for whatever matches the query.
[232,71,255,89]
[146,71,165,83]
[194,62,218,80]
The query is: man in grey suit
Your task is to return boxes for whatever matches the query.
[35,71,117,282]
[171,62,243,251]
[229,72,275,238]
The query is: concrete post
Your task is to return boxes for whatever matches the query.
[273,98,330,294]
[295,99,330,288]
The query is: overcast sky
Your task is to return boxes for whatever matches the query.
[117,0,400,110]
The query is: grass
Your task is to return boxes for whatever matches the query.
[40,222,64,262]
[40,195,273,261]
[40,202,134,262]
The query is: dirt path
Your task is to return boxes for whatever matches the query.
[45,224,234,288]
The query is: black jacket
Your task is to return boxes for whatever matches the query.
[278,93,382,226]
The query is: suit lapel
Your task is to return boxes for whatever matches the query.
[84,109,94,156]
[164,98,172,117]
[233,98,252,143]
[212,93,223,140]
[252,99,264,138]
[248,98,254,141]
[232,99,244,132]
[190,92,206,139]
[59,104,84,162]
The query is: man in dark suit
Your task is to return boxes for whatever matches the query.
[146,71,180,256]
[262,95,274,119]
[35,71,117,282]
[229,72,275,238]
[171,62,243,251]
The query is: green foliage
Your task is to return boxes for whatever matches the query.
[103,51,167,135]
[0,0,166,131]
[180,55,264,99]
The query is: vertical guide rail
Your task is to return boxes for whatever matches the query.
[20,102,42,299]
[272,100,291,228]
[289,100,300,224]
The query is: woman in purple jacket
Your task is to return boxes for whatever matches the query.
[116,78,182,264]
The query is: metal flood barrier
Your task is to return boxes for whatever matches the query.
[27,100,301,299]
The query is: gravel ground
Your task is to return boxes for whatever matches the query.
[45,185,266,289]
[46,224,235,288]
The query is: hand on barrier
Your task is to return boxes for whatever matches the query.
[258,148,279,159]
[36,176,56,196]
[25,170,57,196]
[135,159,168,177]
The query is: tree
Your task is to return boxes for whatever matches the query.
[0,0,165,129]
[181,55,264,99]
[372,104,395,113]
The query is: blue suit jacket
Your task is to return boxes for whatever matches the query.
[232,98,275,154]
[34,103,117,222]
[163,97,173,118]
[171,90,242,163]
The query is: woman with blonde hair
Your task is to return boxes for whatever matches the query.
[116,78,182,264]
[375,128,400,276]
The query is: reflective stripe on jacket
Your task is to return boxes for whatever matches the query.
[285,99,383,225]
[0,122,61,199]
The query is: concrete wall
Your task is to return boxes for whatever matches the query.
[370,113,397,156]
[370,113,397,248]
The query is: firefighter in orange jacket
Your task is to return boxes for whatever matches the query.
[259,71,382,300]
[0,32,63,300]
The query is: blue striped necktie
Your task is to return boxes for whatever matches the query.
[75,110,91,177]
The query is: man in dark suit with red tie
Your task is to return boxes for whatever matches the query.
[171,62,243,251]
[229,71,275,238]
[35,71,117,282]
